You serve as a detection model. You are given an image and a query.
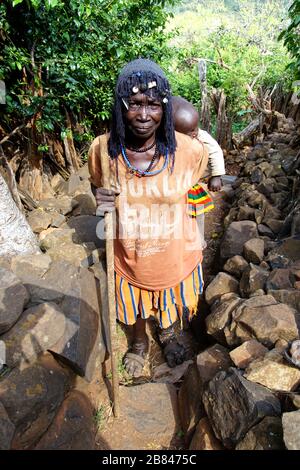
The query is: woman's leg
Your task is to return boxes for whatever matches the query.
[123,316,149,377]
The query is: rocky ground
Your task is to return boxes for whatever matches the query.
[0,117,300,450]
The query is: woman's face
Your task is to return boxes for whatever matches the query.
[124,92,163,139]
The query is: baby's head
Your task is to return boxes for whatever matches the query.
[172,96,199,138]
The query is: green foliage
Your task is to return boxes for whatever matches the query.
[0,0,177,139]
[279,0,300,79]
[164,0,293,129]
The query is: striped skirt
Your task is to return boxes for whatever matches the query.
[115,263,203,329]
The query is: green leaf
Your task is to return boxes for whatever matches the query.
[12,0,24,6]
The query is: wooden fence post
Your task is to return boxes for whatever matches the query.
[198,59,211,132]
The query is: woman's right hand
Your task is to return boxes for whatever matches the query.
[95,188,120,216]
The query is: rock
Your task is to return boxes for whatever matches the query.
[257,224,275,239]
[250,168,263,184]
[205,272,239,305]
[239,264,269,297]
[282,410,300,450]
[178,364,205,444]
[10,254,52,280]
[71,193,97,216]
[220,221,258,260]
[225,295,299,348]
[202,368,281,449]
[196,344,233,383]
[101,383,179,450]
[46,243,92,268]
[0,354,71,449]
[1,302,66,368]
[266,253,291,269]
[268,290,300,312]
[224,207,239,228]
[229,340,268,369]
[245,356,300,391]
[49,267,106,381]
[50,173,65,191]
[259,260,270,270]
[34,391,95,450]
[152,360,193,384]
[40,228,81,250]
[249,289,266,297]
[27,209,53,233]
[256,180,275,197]
[62,215,105,249]
[0,268,29,334]
[50,212,66,228]
[189,417,223,450]
[264,203,282,220]
[0,402,15,450]
[291,213,300,236]
[0,256,12,271]
[38,196,78,215]
[23,260,79,305]
[263,218,284,234]
[236,417,284,450]
[254,209,264,225]
[237,206,256,221]
[275,236,300,262]
[266,268,294,290]
[205,296,243,345]
[223,255,249,279]
[243,238,265,264]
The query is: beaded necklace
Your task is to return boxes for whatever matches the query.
[126,140,156,153]
[121,145,168,177]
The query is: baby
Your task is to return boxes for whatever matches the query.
[172,95,225,192]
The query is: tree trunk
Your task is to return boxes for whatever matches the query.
[198,59,211,132]
[0,173,40,256]
[232,116,262,148]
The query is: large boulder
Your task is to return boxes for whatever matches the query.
[49,267,106,381]
[223,255,249,279]
[0,268,29,334]
[282,410,300,450]
[202,368,281,449]
[178,364,205,445]
[229,340,268,369]
[220,221,258,260]
[205,272,239,305]
[101,383,180,450]
[225,295,299,348]
[34,391,95,450]
[0,354,71,449]
[1,302,66,368]
[196,344,233,383]
[235,417,284,450]
[239,264,269,297]
[245,356,300,392]
[243,238,265,264]
[205,295,243,345]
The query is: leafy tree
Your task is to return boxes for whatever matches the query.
[0,0,177,198]
[279,0,300,79]
[164,0,292,132]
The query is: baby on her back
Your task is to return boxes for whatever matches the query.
[172,95,225,191]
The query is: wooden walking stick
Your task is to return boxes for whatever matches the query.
[98,136,120,418]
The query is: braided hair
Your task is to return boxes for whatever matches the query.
[108,58,177,171]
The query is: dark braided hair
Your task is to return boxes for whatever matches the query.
[108,58,177,171]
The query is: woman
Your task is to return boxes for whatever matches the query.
[88,59,208,377]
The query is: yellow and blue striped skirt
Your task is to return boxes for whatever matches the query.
[115,263,203,329]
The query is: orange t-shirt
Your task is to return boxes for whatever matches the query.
[88,131,208,290]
